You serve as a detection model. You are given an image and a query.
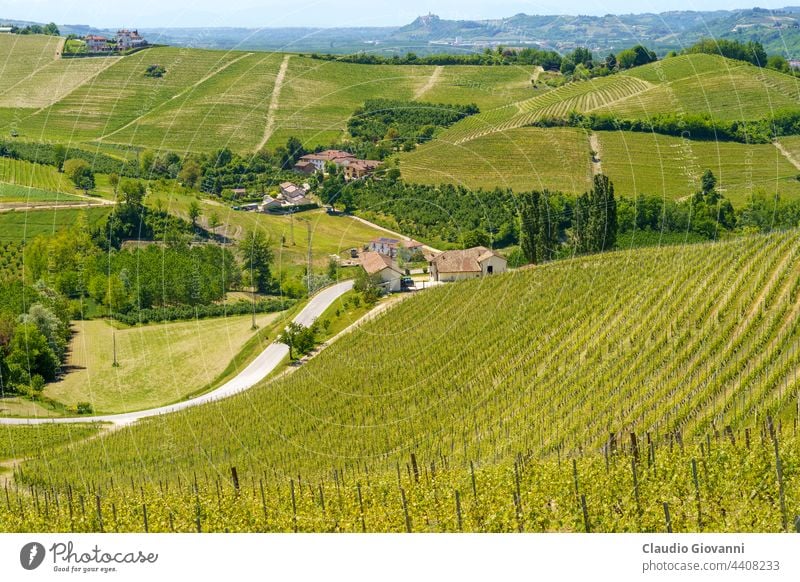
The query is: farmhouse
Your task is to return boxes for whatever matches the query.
[85,35,111,52]
[428,246,507,282]
[368,237,424,260]
[360,251,403,293]
[116,29,147,50]
[279,182,307,198]
[342,159,383,180]
[295,150,356,172]
[293,150,383,179]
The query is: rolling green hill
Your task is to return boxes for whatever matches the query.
[399,54,800,200]
[6,231,800,532]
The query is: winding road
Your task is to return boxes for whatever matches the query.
[0,280,354,427]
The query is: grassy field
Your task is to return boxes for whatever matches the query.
[597,131,800,205]
[7,231,800,531]
[45,312,282,414]
[0,183,86,205]
[147,189,387,268]
[0,156,115,197]
[0,206,113,242]
[399,126,593,192]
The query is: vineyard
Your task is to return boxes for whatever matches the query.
[2,232,800,531]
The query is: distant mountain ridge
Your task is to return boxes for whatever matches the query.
[6,7,800,56]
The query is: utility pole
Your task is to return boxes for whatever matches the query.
[112,327,118,367]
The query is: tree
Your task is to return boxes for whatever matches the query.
[701,169,717,195]
[108,172,120,195]
[140,149,155,175]
[587,174,617,252]
[188,200,201,228]
[240,229,274,293]
[277,321,319,360]
[179,159,202,188]
[208,212,221,232]
[7,323,60,383]
[119,179,146,208]
[53,144,67,172]
[63,158,95,193]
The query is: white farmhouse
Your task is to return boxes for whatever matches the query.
[360,251,403,293]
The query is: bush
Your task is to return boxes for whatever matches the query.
[76,402,94,415]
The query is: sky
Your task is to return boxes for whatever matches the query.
[0,0,794,28]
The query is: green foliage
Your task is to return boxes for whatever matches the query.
[685,38,767,67]
[519,190,558,264]
[240,230,274,293]
[62,158,94,193]
[534,109,800,144]
[277,321,320,360]
[347,99,478,153]
[144,64,166,78]
[616,45,658,69]
[111,297,292,326]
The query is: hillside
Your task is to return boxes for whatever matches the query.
[399,54,800,200]
[7,232,800,531]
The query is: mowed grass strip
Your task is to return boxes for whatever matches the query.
[45,312,282,414]
[0,183,85,205]
[597,130,800,205]
[398,127,593,193]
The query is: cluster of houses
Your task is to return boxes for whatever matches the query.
[294,150,383,180]
[359,236,508,293]
[83,29,147,53]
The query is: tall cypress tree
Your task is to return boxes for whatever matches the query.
[519,191,541,264]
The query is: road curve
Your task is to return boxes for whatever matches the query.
[0,280,354,426]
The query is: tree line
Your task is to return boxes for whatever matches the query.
[533,109,800,144]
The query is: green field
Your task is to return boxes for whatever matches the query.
[4,231,800,531]
[597,131,800,205]
[147,190,389,268]
[0,206,112,242]
[399,127,593,192]
[0,183,85,205]
[0,424,102,462]
[44,312,282,414]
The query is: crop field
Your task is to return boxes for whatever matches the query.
[4,232,800,531]
[596,131,800,205]
[44,312,282,414]
[432,54,800,149]
[0,206,112,242]
[101,52,286,153]
[0,55,118,109]
[0,183,86,206]
[8,47,248,143]
[0,424,101,462]
[416,65,540,110]
[0,34,62,92]
[399,127,593,192]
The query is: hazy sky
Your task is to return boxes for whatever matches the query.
[0,1,792,28]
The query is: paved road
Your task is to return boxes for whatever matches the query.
[0,280,354,426]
